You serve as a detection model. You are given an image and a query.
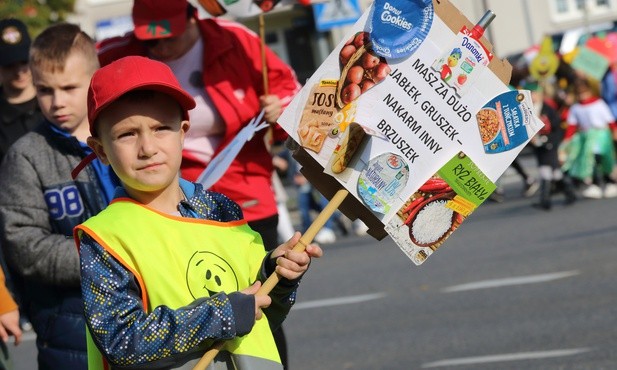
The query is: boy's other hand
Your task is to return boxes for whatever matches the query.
[241,281,271,320]
[0,309,22,345]
[259,95,283,124]
[272,232,323,281]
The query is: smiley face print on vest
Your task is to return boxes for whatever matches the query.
[186,251,239,299]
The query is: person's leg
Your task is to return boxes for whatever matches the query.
[555,169,577,204]
[511,158,529,182]
[582,154,604,199]
[534,165,553,210]
[313,193,337,244]
[276,201,296,243]
[297,187,313,233]
[513,158,539,197]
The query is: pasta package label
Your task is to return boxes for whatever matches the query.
[477,90,542,154]
[385,152,495,265]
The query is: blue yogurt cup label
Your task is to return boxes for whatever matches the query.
[368,0,434,60]
[357,152,409,214]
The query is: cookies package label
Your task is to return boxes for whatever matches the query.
[368,0,434,59]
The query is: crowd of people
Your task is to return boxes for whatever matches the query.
[0,1,326,368]
[489,52,617,210]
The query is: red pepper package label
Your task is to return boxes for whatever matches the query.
[385,152,495,265]
[477,90,543,154]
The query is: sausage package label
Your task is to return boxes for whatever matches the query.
[477,90,542,154]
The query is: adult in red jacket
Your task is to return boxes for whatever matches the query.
[97,0,301,252]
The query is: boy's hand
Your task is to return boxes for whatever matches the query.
[241,281,271,320]
[259,95,283,124]
[272,232,323,281]
[0,309,22,345]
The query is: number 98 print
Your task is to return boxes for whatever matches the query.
[44,185,84,219]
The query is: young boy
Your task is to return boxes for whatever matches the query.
[74,55,322,370]
[0,23,115,370]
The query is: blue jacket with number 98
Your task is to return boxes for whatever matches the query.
[0,120,115,370]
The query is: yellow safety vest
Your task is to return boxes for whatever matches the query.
[75,198,281,369]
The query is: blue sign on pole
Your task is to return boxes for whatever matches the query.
[313,0,362,32]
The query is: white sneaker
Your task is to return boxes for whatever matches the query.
[604,183,617,198]
[353,219,369,236]
[582,184,603,199]
[314,228,336,244]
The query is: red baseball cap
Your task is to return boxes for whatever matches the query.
[88,55,196,136]
[132,0,189,40]
[73,56,195,179]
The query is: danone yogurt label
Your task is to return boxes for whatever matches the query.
[357,152,409,214]
[476,90,541,154]
[431,26,493,97]
[368,0,433,60]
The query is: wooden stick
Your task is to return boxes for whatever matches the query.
[193,188,350,370]
[259,13,269,96]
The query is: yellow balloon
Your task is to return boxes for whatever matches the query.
[530,36,560,81]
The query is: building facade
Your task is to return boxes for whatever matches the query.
[450,0,617,58]
[68,0,617,78]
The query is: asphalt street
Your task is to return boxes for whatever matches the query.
[283,174,617,370]
[9,158,617,370]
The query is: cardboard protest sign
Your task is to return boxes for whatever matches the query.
[278,0,543,265]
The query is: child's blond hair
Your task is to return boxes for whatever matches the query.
[30,23,99,74]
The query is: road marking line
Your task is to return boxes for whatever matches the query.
[441,270,580,293]
[421,348,592,368]
[293,292,386,310]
